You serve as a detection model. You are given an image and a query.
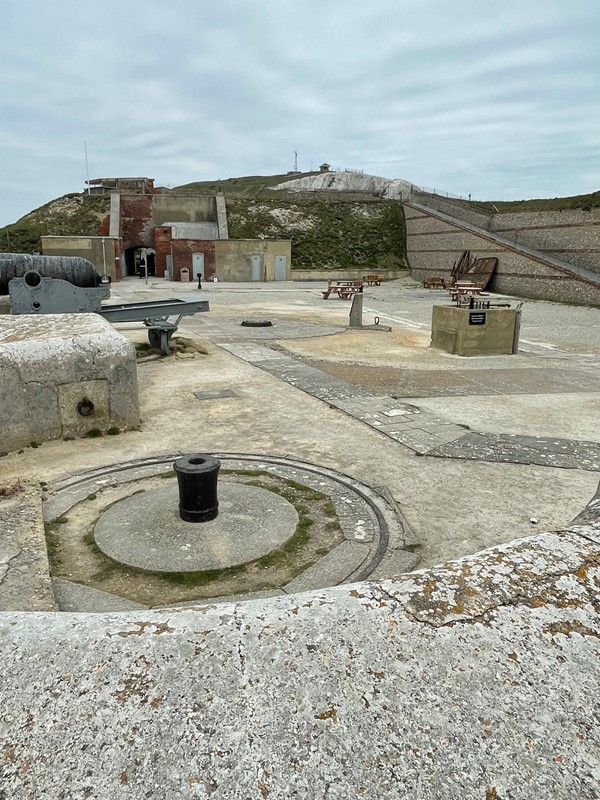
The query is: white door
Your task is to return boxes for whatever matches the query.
[275,255,287,281]
[192,253,204,279]
[251,256,262,281]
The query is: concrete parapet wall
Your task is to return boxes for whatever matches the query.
[0,314,139,453]
[41,236,120,280]
[0,483,598,798]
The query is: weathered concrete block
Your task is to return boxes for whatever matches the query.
[0,314,139,452]
[431,304,518,356]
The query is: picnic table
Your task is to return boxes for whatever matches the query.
[423,276,445,289]
[322,280,363,300]
[362,274,384,286]
[449,281,489,304]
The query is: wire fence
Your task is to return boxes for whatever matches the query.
[414,185,469,201]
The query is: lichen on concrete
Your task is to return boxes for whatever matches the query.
[0,485,598,798]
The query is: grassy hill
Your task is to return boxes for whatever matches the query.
[0,194,110,254]
[473,190,600,213]
[0,175,409,269]
[174,172,319,197]
[227,196,408,270]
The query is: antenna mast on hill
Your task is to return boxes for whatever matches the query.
[84,141,91,195]
[294,150,298,172]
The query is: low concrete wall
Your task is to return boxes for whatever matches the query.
[291,268,406,281]
[0,314,139,453]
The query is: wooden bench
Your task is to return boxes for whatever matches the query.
[322,280,363,299]
[363,274,384,286]
[423,276,445,289]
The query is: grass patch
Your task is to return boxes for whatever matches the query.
[162,509,315,586]
[49,467,344,600]
[44,518,69,568]
[106,427,120,436]
[30,441,39,449]
[322,500,336,517]
[161,565,234,587]
[84,429,104,438]
[82,532,121,581]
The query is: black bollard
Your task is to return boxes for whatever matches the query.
[173,454,221,522]
[197,273,202,290]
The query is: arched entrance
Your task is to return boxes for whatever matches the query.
[124,246,156,277]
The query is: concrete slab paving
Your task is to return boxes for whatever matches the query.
[52,579,147,612]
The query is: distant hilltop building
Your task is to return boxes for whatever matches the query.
[319,163,331,173]
[85,177,155,195]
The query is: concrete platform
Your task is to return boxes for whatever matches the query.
[94,482,298,572]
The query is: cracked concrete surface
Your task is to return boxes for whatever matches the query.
[0,509,597,798]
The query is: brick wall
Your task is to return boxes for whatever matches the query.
[120,195,154,250]
[153,227,215,281]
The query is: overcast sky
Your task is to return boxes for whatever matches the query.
[1,0,599,226]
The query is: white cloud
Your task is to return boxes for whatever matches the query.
[0,0,599,224]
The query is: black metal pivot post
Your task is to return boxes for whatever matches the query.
[173,454,221,522]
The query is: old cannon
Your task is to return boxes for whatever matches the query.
[1,255,209,354]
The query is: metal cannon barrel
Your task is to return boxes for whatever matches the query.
[0,254,100,294]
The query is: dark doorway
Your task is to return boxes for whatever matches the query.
[124,247,156,277]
